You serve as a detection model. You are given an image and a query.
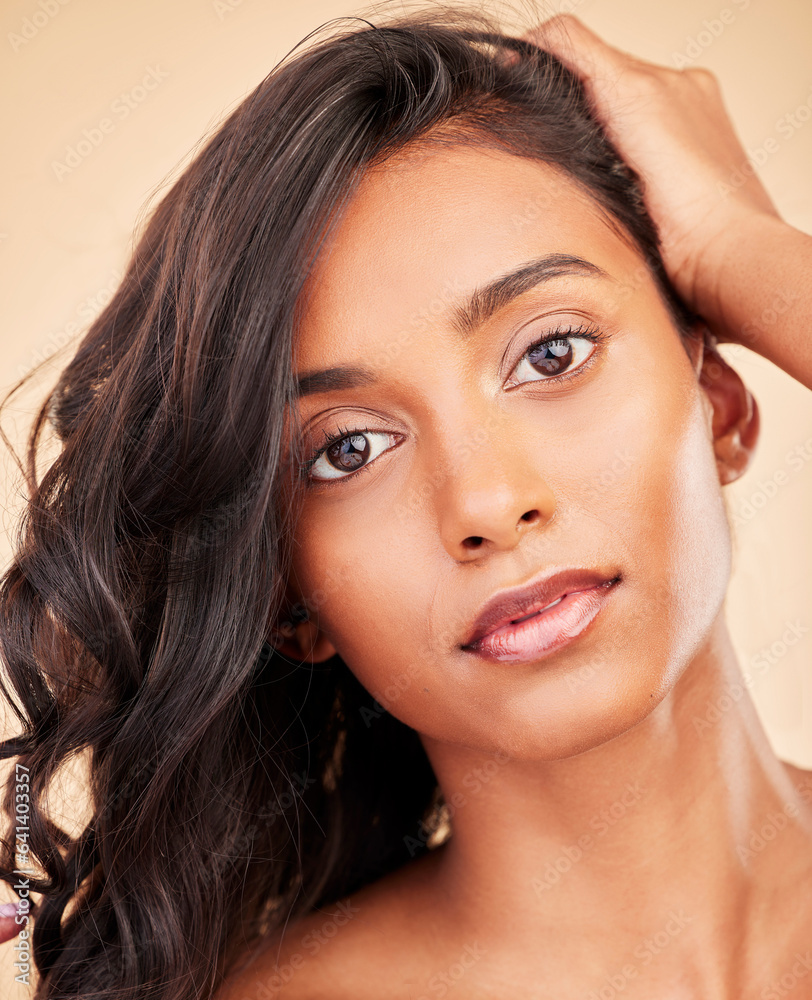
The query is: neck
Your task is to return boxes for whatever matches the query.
[419,615,812,996]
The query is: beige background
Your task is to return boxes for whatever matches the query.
[0,1,810,984]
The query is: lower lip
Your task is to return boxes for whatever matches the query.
[464,581,618,664]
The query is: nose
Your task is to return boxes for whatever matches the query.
[433,407,557,561]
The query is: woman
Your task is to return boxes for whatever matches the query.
[1,6,810,999]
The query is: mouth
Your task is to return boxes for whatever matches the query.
[461,569,621,665]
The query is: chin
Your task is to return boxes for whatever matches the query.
[439,599,729,763]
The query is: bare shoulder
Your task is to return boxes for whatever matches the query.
[215,848,448,1000]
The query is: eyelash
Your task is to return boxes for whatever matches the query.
[512,321,606,387]
[299,322,607,485]
[298,423,383,484]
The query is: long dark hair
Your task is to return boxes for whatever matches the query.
[0,4,694,997]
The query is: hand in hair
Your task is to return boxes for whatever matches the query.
[520,15,779,315]
[521,15,812,392]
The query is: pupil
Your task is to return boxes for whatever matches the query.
[328,434,369,471]
[529,338,572,375]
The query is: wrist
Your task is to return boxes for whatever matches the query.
[689,211,789,339]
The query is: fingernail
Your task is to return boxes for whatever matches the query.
[0,902,19,917]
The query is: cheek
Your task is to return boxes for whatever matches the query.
[290,503,440,700]
[639,385,732,674]
[294,512,461,738]
[564,348,731,678]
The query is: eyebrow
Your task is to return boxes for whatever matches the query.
[294,252,609,399]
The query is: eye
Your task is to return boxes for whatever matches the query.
[506,324,605,388]
[302,425,401,483]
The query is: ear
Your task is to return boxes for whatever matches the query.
[690,323,760,486]
[267,589,338,664]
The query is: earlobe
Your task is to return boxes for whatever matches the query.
[295,621,338,663]
[267,583,338,663]
[695,329,760,486]
[268,618,338,664]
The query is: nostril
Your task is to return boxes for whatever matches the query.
[463,536,484,548]
[520,509,540,524]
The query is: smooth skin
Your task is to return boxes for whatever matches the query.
[219,16,812,1000]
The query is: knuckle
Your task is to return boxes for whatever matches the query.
[538,12,587,40]
[624,65,671,93]
[686,66,719,89]
[546,13,580,30]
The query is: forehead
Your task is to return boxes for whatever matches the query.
[296,144,646,364]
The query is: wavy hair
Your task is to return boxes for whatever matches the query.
[0,4,694,997]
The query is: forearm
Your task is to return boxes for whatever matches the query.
[697,214,812,392]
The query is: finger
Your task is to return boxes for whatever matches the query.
[520,15,649,84]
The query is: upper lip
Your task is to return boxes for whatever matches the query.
[461,567,620,648]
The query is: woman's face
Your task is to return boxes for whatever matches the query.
[281,143,735,760]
